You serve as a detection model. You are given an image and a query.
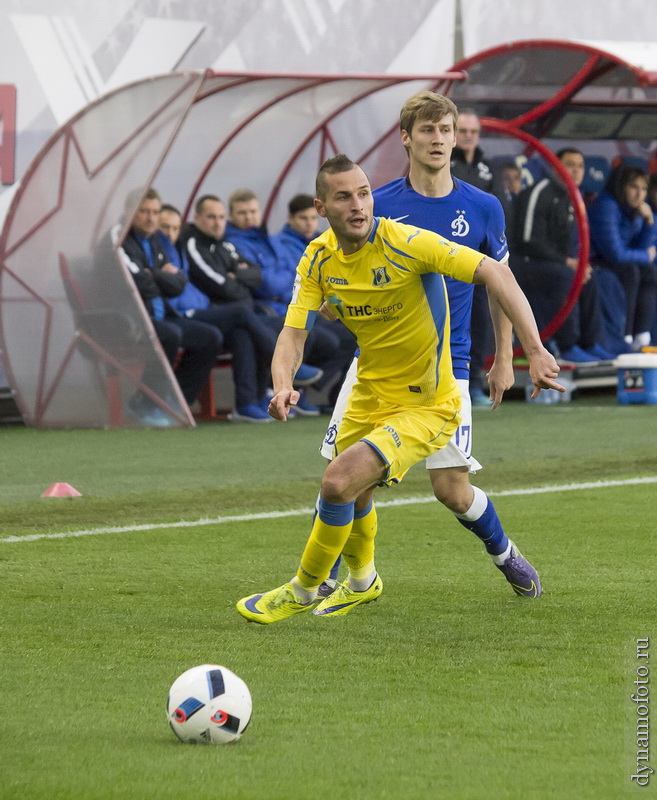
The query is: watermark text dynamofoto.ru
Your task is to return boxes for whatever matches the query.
[631,638,652,786]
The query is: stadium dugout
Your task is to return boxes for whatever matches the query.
[450,39,657,352]
[1,39,656,427]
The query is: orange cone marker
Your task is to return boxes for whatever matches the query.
[41,483,82,498]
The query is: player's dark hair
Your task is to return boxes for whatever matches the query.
[288,193,315,215]
[195,194,222,214]
[606,164,649,209]
[556,147,584,161]
[315,154,360,199]
[160,203,181,216]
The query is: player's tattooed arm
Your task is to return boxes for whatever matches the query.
[291,348,302,384]
[472,257,486,280]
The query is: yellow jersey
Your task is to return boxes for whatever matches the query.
[285,216,483,407]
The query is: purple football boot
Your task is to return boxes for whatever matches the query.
[496,541,542,597]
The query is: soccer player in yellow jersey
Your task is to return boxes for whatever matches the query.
[236,154,564,624]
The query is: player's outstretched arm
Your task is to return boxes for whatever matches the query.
[474,258,565,398]
[269,325,309,421]
[486,291,515,410]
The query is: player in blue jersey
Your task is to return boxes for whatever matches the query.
[319,91,542,598]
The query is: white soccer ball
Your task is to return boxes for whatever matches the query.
[167,664,252,744]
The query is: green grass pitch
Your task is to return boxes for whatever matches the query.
[1,395,656,799]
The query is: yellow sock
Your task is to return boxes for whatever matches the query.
[342,501,378,572]
[348,560,376,592]
[297,498,354,588]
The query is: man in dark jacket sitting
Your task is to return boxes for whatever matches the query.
[175,195,322,421]
[117,189,223,413]
[511,148,615,362]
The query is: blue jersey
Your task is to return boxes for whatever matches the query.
[373,177,508,379]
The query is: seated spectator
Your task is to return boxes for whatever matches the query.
[167,197,322,422]
[117,189,223,421]
[500,161,522,201]
[224,189,293,316]
[225,189,356,411]
[588,165,657,350]
[177,197,263,306]
[498,160,522,231]
[511,148,615,362]
[648,174,657,345]
[273,193,321,262]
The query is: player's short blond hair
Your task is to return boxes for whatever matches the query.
[399,91,458,137]
[228,188,258,212]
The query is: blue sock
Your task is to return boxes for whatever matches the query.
[328,556,341,580]
[455,487,509,556]
[354,501,373,520]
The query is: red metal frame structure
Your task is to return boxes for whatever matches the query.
[173,71,467,223]
[0,70,465,428]
[0,72,203,428]
[3,44,657,427]
[449,39,657,348]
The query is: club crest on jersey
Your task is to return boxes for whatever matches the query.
[372,266,391,287]
[450,211,470,237]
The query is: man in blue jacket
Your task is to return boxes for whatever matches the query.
[273,193,321,263]
[224,189,297,316]
[588,165,657,351]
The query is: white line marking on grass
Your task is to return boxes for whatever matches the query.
[2,475,656,544]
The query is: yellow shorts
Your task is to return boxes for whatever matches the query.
[333,381,461,486]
